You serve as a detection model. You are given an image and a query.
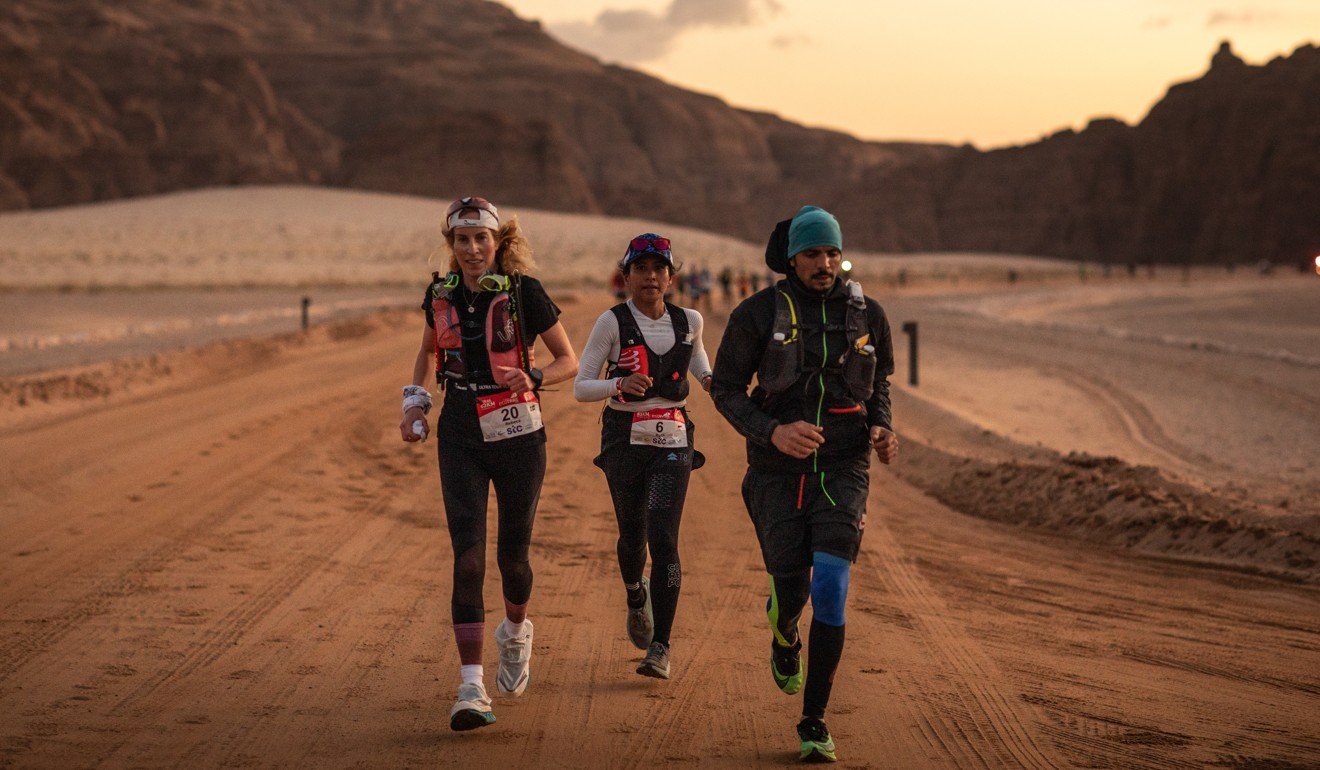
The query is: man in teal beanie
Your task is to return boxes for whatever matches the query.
[712,205,899,762]
[787,206,842,261]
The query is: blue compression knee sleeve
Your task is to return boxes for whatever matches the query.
[810,552,850,626]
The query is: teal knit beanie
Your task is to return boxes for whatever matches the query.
[787,206,842,258]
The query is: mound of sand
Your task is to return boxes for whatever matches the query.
[895,442,1320,583]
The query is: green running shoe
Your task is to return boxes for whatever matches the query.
[797,717,837,763]
[767,580,804,694]
[771,637,804,695]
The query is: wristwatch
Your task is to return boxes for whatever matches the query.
[528,367,544,391]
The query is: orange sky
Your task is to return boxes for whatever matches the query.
[502,0,1319,148]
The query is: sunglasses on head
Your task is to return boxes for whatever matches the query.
[629,236,671,254]
[446,196,498,218]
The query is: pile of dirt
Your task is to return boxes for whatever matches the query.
[895,443,1320,583]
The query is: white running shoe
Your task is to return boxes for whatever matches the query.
[449,681,495,731]
[494,618,533,696]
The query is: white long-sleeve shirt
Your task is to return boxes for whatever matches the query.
[574,301,713,411]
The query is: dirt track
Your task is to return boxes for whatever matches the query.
[2,294,1318,768]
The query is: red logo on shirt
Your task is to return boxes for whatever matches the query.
[617,345,648,375]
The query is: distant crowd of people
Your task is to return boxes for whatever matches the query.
[612,265,779,311]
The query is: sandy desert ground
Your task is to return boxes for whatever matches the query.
[1,190,1317,768]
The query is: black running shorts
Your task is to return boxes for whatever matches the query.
[741,464,869,576]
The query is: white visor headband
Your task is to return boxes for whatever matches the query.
[447,209,499,231]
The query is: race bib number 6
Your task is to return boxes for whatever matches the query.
[477,390,544,443]
[630,408,688,448]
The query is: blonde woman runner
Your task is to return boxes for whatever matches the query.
[401,196,578,730]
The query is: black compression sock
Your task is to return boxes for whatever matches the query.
[802,619,845,719]
[625,581,646,608]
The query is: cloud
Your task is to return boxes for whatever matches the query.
[549,0,782,63]
[1206,8,1282,26]
[771,33,813,49]
[668,0,781,27]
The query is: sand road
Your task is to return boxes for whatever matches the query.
[1,295,1317,768]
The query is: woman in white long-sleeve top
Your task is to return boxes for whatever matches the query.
[574,233,712,680]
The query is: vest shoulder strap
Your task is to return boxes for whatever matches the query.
[608,303,641,347]
[664,302,691,341]
[610,302,691,350]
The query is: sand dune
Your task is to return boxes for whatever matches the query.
[0,186,1085,290]
[0,187,768,290]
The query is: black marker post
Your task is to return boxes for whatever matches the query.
[901,321,918,386]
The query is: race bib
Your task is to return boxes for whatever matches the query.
[630,408,687,447]
[476,390,543,443]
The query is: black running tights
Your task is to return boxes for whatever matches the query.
[772,570,846,719]
[438,440,546,624]
[601,446,692,646]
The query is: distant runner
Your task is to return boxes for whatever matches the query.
[574,233,712,680]
[400,196,578,731]
[711,206,898,763]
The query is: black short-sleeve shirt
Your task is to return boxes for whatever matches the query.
[421,275,561,447]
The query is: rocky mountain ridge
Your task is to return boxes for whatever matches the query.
[2,0,1316,264]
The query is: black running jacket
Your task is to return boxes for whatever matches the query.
[711,274,894,474]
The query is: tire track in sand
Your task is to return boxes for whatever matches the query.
[861,479,1065,770]
[0,438,307,687]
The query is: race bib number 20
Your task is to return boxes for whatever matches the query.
[477,390,543,443]
[630,408,687,448]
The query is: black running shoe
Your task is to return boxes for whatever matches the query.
[797,717,837,763]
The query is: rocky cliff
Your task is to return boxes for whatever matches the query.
[1,1,1315,264]
[843,42,1320,265]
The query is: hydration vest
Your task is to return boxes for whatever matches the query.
[605,302,693,403]
[756,279,876,402]
[430,271,534,392]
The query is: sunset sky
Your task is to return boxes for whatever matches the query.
[501,0,1320,148]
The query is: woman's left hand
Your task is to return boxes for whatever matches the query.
[701,374,713,393]
[495,365,534,395]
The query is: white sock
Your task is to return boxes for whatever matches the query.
[504,619,528,638]
[460,664,483,685]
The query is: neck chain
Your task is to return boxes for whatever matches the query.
[459,283,477,313]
